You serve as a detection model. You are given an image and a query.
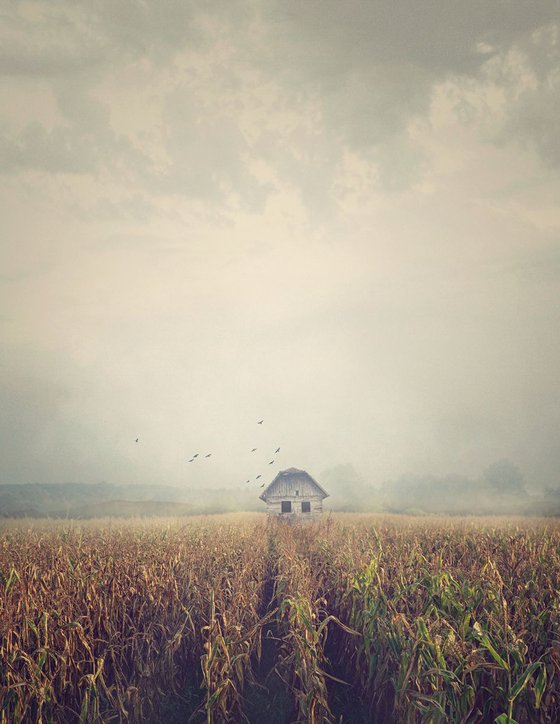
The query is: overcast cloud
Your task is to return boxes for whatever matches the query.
[1,0,559,491]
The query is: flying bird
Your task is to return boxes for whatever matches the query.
[251,448,257,452]
[256,475,261,480]
[193,454,199,458]
[135,438,139,443]
[260,483,265,488]
[246,479,250,483]
[205,453,212,458]
[188,459,194,463]
[257,420,263,424]
[269,460,274,465]
[275,447,280,453]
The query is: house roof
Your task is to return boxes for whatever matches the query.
[259,467,329,501]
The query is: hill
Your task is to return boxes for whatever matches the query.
[68,499,195,518]
[0,482,261,518]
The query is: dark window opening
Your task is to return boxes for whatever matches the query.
[301,501,311,513]
[281,501,292,513]
[295,490,299,496]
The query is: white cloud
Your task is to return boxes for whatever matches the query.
[1,1,560,489]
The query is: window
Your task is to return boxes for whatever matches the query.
[295,489,299,496]
[301,501,311,513]
[281,501,292,513]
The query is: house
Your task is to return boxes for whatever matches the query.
[259,468,329,518]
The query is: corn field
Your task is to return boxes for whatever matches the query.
[1,513,559,723]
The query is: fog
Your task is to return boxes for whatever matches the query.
[1,2,560,500]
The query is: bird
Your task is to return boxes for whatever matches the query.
[269,460,274,465]
[205,453,212,458]
[251,448,257,452]
[246,479,250,483]
[257,420,263,424]
[188,459,194,463]
[135,438,139,443]
[193,454,199,458]
[275,447,280,453]
[260,483,265,488]
[256,475,261,480]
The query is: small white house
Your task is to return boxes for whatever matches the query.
[259,467,329,519]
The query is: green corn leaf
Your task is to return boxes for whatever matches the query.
[79,691,89,724]
[35,652,46,674]
[473,622,509,671]
[510,662,541,703]
[417,617,431,642]
[534,664,547,709]
[5,567,20,594]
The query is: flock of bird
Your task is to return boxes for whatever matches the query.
[134,420,280,488]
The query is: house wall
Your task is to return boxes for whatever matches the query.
[265,494,323,518]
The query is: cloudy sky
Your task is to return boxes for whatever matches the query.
[1,1,559,491]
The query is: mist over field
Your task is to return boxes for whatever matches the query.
[1,1,560,507]
[1,458,557,518]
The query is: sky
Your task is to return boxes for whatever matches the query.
[1,0,559,492]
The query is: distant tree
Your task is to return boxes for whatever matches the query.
[321,464,365,497]
[387,473,480,513]
[321,464,378,511]
[483,460,525,495]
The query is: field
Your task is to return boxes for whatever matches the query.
[0,513,559,723]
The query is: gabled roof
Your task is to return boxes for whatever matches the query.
[259,468,329,501]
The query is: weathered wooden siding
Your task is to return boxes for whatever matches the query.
[261,468,327,518]
[267,473,320,498]
[265,494,323,517]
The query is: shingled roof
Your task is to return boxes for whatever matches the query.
[259,467,329,501]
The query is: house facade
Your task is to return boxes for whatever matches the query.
[259,468,328,519]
